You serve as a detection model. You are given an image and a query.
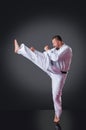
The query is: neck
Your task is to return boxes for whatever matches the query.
[58,42,64,48]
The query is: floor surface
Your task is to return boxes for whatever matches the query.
[0,110,86,130]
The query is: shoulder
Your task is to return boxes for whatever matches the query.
[62,44,73,58]
[63,44,72,52]
[57,44,72,56]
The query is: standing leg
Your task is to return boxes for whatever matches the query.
[51,73,67,123]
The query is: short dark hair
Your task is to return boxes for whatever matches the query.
[52,35,62,41]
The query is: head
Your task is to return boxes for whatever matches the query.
[52,35,63,48]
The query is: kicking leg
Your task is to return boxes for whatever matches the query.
[14,39,44,64]
[14,40,51,76]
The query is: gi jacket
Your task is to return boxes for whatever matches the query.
[43,44,72,74]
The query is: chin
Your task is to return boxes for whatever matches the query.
[53,45,56,47]
[53,46,57,48]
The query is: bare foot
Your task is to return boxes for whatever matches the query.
[14,39,20,53]
[53,115,60,123]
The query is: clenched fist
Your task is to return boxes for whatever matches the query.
[30,47,35,52]
[44,45,50,51]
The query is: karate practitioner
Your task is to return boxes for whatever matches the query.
[14,35,72,124]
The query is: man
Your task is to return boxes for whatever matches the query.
[14,35,72,124]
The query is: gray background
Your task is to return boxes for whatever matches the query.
[0,2,86,110]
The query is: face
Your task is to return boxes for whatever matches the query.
[52,38,60,48]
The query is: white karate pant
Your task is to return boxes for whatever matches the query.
[17,44,67,118]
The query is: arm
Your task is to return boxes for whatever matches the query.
[43,45,59,61]
[47,50,59,61]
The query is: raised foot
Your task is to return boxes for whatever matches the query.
[14,39,20,53]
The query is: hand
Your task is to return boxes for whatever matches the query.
[44,45,50,51]
[30,46,35,52]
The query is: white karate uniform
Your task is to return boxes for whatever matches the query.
[17,43,72,118]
